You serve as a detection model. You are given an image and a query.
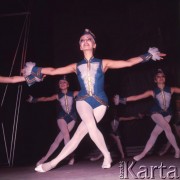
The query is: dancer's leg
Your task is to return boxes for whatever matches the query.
[174,124,180,141]
[58,119,76,165]
[133,123,164,161]
[153,114,180,158]
[36,119,75,166]
[134,114,179,161]
[93,104,112,168]
[110,134,125,159]
[58,119,75,145]
[35,101,107,172]
[159,141,171,156]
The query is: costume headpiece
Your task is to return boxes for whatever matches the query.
[59,75,68,82]
[81,29,96,41]
[156,68,165,76]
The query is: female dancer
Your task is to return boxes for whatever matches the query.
[116,69,180,161]
[23,29,166,172]
[27,76,78,166]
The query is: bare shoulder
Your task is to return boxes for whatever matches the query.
[171,87,180,94]
[148,90,155,96]
[65,63,77,73]
[102,59,113,65]
[143,90,154,97]
[68,63,77,69]
[73,91,79,97]
[102,59,114,72]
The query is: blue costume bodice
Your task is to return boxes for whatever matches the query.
[57,91,76,123]
[76,57,108,108]
[151,86,172,116]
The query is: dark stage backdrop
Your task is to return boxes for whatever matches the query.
[0,0,180,165]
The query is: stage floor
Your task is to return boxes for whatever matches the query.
[0,155,180,180]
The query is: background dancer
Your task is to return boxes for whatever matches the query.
[117,69,180,161]
[27,76,78,166]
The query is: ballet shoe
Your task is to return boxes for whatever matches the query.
[102,156,112,169]
[68,157,75,165]
[35,164,46,173]
[133,154,144,162]
[174,151,180,159]
[158,151,167,156]
[90,153,103,161]
[121,154,125,159]
[36,157,46,166]
[35,163,55,172]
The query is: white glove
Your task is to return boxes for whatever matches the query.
[23,62,36,77]
[148,47,161,61]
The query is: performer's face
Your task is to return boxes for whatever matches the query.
[59,80,69,90]
[79,34,96,51]
[154,73,166,84]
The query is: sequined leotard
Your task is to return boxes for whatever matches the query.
[76,57,108,109]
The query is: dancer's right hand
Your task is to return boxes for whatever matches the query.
[26,95,37,103]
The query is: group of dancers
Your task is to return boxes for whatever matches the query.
[1,29,180,173]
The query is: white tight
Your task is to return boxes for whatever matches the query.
[36,119,75,165]
[134,114,180,161]
[42,101,110,171]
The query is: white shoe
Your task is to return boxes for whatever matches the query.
[36,157,46,166]
[159,151,167,156]
[90,154,103,161]
[102,156,112,169]
[133,154,145,161]
[68,157,75,165]
[174,151,180,159]
[35,164,45,173]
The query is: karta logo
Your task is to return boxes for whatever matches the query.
[119,161,180,179]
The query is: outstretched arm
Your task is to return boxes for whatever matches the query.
[103,56,143,71]
[114,90,154,105]
[171,87,180,94]
[0,76,25,84]
[102,47,166,72]
[27,94,57,103]
[126,90,153,102]
[119,116,138,121]
[119,113,145,121]
[41,63,77,75]
[22,62,77,86]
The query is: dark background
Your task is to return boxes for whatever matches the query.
[0,0,180,165]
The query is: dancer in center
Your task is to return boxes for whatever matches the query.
[23,29,166,172]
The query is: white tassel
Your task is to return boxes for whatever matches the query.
[23,62,36,76]
[148,47,161,61]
